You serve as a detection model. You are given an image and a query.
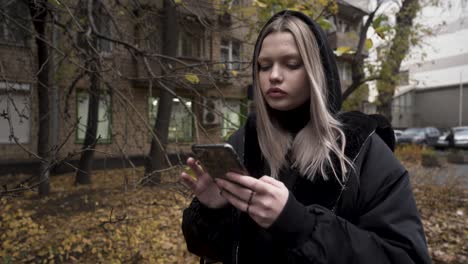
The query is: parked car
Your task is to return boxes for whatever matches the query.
[435,130,450,149]
[454,127,468,148]
[394,129,403,142]
[434,126,468,149]
[397,127,441,146]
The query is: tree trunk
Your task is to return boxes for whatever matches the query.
[144,0,178,184]
[76,62,100,185]
[377,0,420,120]
[29,0,50,196]
[342,8,377,101]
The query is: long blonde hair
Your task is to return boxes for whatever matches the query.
[254,15,352,185]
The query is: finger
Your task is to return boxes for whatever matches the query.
[225,172,268,193]
[216,178,252,201]
[259,175,283,188]
[186,157,206,179]
[220,187,249,213]
[180,172,197,190]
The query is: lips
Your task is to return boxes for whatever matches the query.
[266,88,287,98]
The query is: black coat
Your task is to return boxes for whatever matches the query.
[182,112,431,264]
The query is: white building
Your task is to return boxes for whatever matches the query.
[392,0,468,128]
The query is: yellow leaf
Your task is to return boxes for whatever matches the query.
[174,0,182,4]
[254,0,267,8]
[365,38,373,50]
[334,46,353,56]
[231,70,238,77]
[74,245,83,253]
[184,73,200,84]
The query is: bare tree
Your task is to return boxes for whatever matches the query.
[28,0,51,195]
[144,0,178,184]
[75,0,105,184]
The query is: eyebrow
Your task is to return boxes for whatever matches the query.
[258,53,302,62]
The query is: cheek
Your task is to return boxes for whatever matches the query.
[259,73,269,93]
[294,71,310,94]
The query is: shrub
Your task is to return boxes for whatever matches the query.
[395,144,424,164]
[420,148,440,167]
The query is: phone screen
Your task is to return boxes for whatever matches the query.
[192,144,247,179]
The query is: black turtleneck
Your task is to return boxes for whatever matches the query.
[269,100,310,135]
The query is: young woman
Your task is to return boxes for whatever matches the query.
[181,10,431,264]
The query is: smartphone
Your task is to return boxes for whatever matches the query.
[191,143,247,179]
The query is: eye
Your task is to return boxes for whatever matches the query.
[286,62,303,70]
[258,64,271,71]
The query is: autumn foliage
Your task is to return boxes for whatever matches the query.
[1,161,467,263]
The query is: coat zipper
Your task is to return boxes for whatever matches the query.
[332,130,375,213]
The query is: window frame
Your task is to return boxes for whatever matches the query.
[0,82,31,144]
[0,0,30,47]
[93,1,113,55]
[148,97,194,143]
[75,90,113,144]
[220,38,241,70]
[177,30,208,59]
[221,99,247,140]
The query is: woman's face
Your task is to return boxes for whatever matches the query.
[257,31,310,111]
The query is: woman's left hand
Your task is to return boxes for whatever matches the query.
[215,173,289,228]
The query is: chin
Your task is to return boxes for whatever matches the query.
[267,101,299,111]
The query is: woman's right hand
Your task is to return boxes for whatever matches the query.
[180,157,229,209]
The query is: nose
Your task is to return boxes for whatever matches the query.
[269,64,283,83]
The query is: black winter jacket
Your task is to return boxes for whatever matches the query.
[182,112,431,264]
[182,10,430,264]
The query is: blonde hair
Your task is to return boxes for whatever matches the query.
[254,15,352,185]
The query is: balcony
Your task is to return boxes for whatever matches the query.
[327,31,357,50]
[327,31,368,57]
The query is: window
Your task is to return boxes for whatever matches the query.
[221,100,243,139]
[149,97,193,142]
[77,2,113,54]
[0,82,30,143]
[221,39,241,70]
[93,2,113,54]
[0,0,30,46]
[177,31,207,59]
[76,92,112,143]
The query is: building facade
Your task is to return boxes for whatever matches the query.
[392,0,468,129]
[0,0,252,174]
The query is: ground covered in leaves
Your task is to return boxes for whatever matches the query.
[1,168,199,263]
[1,154,467,263]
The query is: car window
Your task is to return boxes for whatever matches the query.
[403,128,424,136]
[454,127,468,133]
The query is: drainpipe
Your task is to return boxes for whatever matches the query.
[459,71,463,126]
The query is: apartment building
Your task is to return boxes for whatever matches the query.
[392,0,468,128]
[0,0,252,173]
